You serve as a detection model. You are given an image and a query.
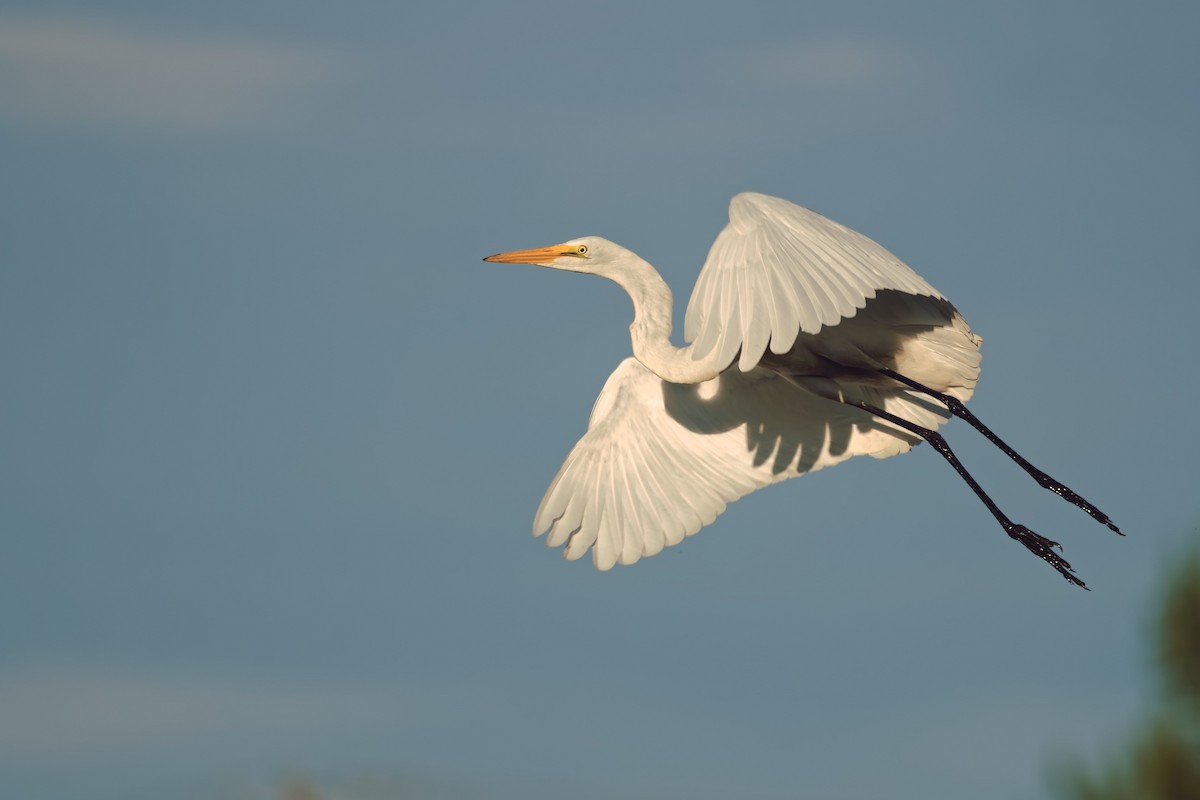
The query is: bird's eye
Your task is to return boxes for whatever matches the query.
[576,245,588,255]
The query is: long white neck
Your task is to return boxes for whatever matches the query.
[603,252,722,384]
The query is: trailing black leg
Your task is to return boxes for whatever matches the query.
[878,368,1121,535]
[849,398,1088,589]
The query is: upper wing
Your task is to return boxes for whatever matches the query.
[684,192,944,373]
[533,357,952,570]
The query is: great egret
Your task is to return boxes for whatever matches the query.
[485,192,1119,587]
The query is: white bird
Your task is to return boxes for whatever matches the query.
[485,192,1119,587]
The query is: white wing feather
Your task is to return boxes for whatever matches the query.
[685,193,944,373]
[534,356,960,570]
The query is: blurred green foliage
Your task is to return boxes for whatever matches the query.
[1052,548,1200,800]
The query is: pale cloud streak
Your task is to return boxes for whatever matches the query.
[728,34,936,90]
[0,12,346,134]
[0,664,416,758]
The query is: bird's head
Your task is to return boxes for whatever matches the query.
[483,237,633,276]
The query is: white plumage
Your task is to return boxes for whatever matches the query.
[686,193,944,371]
[485,192,1116,586]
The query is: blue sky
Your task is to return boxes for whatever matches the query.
[2,2,1198,798]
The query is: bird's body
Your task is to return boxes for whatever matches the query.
[486,193,1118,585]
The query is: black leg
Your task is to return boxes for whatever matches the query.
[849,398,1088,589]
[879,368,1121,535]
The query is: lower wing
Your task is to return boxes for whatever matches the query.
[533,357,955,570]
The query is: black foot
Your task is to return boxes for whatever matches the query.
[1005,522,1088,589]
[1029,473,1123,535]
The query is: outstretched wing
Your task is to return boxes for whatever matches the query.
[533,357,954,570]
[684,192,944,373]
